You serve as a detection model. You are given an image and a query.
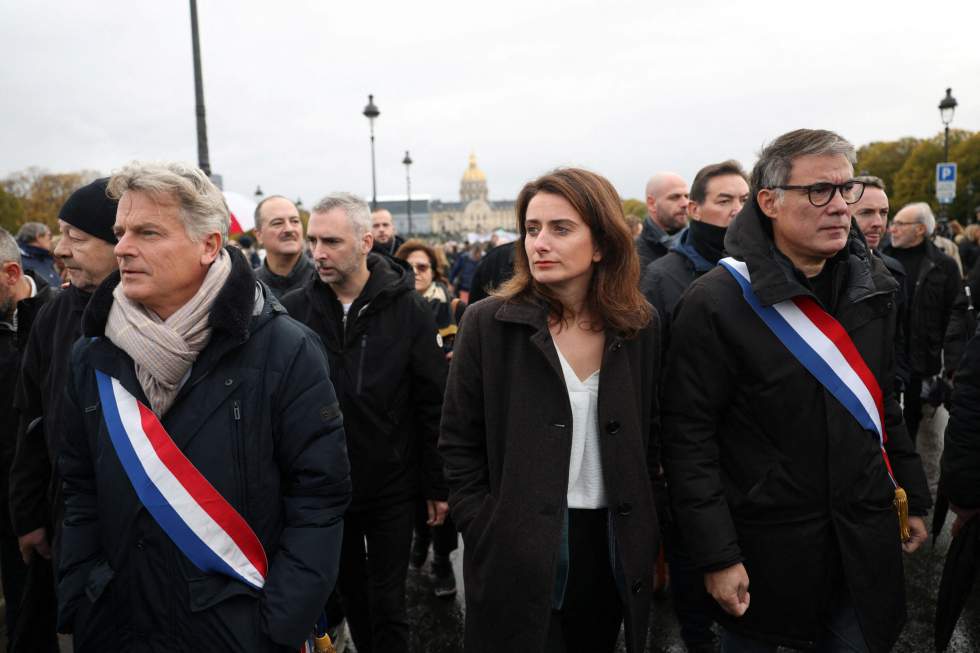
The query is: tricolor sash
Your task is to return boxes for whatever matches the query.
[95,370,268,589]
[718,258,909,538]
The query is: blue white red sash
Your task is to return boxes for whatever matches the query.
[718,257,898,486]
[95,370,268,589]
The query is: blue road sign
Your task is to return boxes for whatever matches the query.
[936,162,957,203]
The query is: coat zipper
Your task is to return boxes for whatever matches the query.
[232,400,248,516]
[356,335,367,395]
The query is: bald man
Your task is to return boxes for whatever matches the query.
[636,172,689,267]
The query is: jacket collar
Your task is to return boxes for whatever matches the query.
[83,245,271,342]
[639,217,672,247]
[724,197,896,307]
[670,226,715,273]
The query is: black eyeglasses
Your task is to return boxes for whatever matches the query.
[767,180,866,207]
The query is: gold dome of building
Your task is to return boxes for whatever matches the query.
[462,152,487,182]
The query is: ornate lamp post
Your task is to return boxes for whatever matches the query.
[363,94,380,209]
[254,185,264,199]
[402,150,413,234]
[939,88,958,163]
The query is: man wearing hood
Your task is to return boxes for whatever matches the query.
[10,178,119,651]
[635,172,689,268]
[282,192,448,653]
[662,130,930,652]
[642,160,749,335]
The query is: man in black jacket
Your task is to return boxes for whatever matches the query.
[663,129,930,652]
[0,228,55,650]
[57,162,350,651]
[882,201,961,442]
[253,195,314,298]
[282,192,448,653]
[11,178,119,652]
[635,172,688,268]
[940,324,980,534]
[370,208,405,257]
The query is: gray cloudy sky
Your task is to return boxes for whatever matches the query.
[2,0,979,207]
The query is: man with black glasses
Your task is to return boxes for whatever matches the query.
[663,129,930,652]
[882,202,961,442]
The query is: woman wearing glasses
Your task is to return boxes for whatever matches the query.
[440,168,661,652]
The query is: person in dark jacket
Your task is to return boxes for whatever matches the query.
[882,202,962,442]
[468,238,515,303]
[662,130,931,653]
[10,178,119,653]
[393,238,461,597]
[634,172,688,268]
[641,160,749,336]
[850,175,911,389]
[939,323,980,535]
[253,195,314,298]
[0,228,55,650]
[56,162,351,652]
[641,160,748,653]
[448,243,482,302]
[17,222,61,288]
[441,168,661,653]
[370,208,406,257]
[282,192,447,653]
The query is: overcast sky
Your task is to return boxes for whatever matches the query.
[2,0,979,207]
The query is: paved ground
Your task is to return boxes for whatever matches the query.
[397,406,980,652]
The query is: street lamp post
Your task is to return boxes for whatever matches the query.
[254,185,264,200]
[939,87,958,163]
[189,0,211,176]
[363,94,380,210]
[403,150,413,235]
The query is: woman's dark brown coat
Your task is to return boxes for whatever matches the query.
[439,296,661,652]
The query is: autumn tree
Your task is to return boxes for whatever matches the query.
[1,167,102,232]
[0,186,25,234]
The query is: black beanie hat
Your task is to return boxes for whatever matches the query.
[58,178,118,244]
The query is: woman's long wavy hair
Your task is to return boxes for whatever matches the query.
[495,168,652,338]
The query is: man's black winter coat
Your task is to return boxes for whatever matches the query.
[940,325,980,509]
[282,253,448,510]
[57,248,351,651]
[1,271,55,536]
[661,199,930,652]
[882,238,961,376]
[634,217,674,269]
[11,283,90,541]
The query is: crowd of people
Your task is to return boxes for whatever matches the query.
[0,127,978,653]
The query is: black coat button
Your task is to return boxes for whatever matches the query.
[617,502,632,516]
[606,420,621,434]
[136,539,145,550]
[631,580,643,594]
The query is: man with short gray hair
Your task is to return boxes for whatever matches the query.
[283,192,448,653]
[253,195,314,298]
[882,201,961,441]
[56,162,351,651]
[663,129,930,651]
[16,221,60,287]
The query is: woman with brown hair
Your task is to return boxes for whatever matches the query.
[440,168,661,652]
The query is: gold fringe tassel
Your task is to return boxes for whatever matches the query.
[894,487,910,542]
[314,632,336,653]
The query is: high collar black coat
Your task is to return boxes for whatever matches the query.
[439,296,661,652]
[661,200,930,651]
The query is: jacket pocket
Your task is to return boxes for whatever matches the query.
[187,574,259,613]
[84,558,115,604]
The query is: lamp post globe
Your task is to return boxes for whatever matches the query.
[402,150,413,235]
[363,94,381,209]
[939,88,958,162]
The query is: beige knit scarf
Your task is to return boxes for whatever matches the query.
[106,250,232,416]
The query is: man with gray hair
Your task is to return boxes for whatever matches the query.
[16,221,60,288]
[635,172,689,267]
[882,201,961,442]
[56,162,351,651]
[253,194,314,299]
[662,129,930,651]
[0,227,56,650]
[282,192,448,653]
